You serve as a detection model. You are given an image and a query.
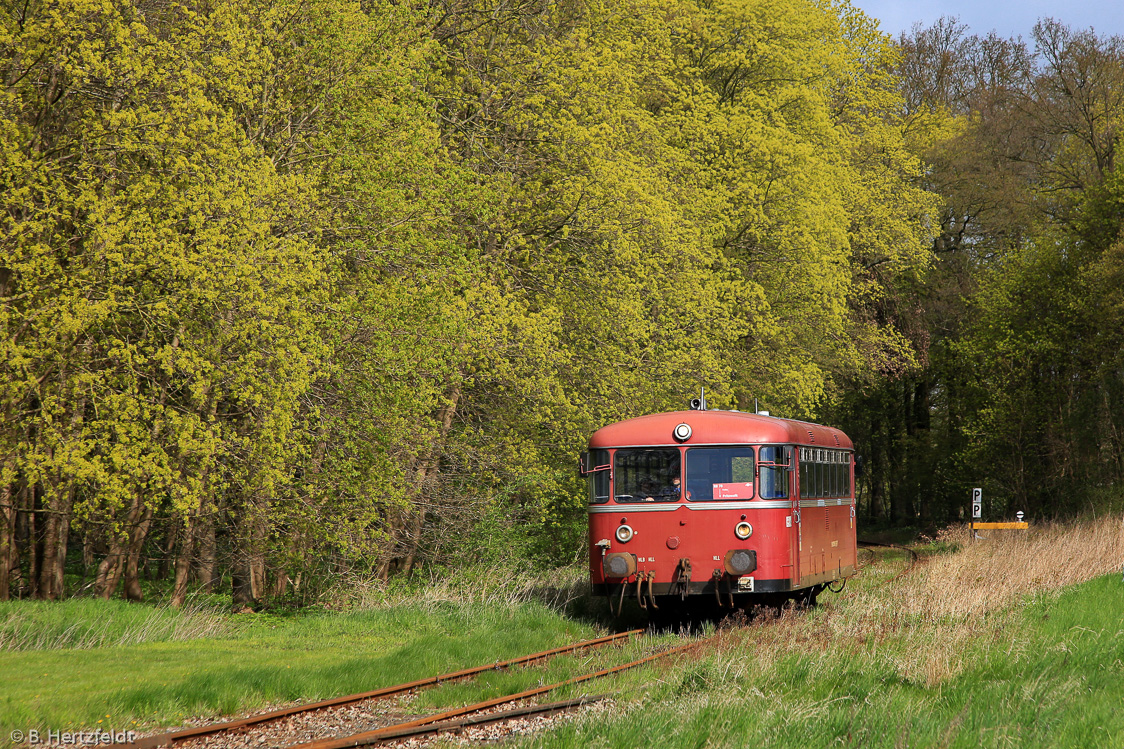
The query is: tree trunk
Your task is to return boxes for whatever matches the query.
[172,384,216,607]
[271,570,289,598]
[37,481,73,600]
[158,519,178,580]
[398,385,462,575]
[231,559,255,610]
[249,505,267,601]
[96,490,148,599]
[170,498,210,607]
[51,487,71,598]
[28,485,41,599]
[0,479,13,601]
[37,501,58,600]
[229,493,265,610]
[122,504,154,601]
[40,392,83,599]
[11,482,29,598]
[94,547,124,599]
[170,519,196,608]
[197,511,217,593]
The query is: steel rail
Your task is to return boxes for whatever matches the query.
[336,694,611,745]
[857,540,919,580]
[290,640,702,749]
[127,629,643,749]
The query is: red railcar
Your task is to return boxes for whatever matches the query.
[581,406,857,616]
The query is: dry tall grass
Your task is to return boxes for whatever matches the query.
[850,513,1124,629]
[715,514,1124,687]
[904,514,1124,617]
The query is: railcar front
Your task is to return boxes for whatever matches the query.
[582,409,857,616]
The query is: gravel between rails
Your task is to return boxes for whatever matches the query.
[367,698,614,749]
[138,693,610,749]
[143,693,417,749]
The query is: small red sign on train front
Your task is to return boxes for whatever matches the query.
[712,482,754,499]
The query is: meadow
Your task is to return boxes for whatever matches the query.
[2,516,1122,748]
[0,568,603,735]
[529,515,1124,748]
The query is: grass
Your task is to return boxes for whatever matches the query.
[0,567,602,738]
[2,517,1121,748]
[518,575,1124,747]
[0,598,229,651]
[516,514,1124,748]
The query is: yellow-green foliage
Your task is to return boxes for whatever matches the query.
[422,0,936,555]
[2,0,326,542]
[0,0,936,593]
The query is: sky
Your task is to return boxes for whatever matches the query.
[848,0,1124,40]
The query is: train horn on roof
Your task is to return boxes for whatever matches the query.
[689,387,707,411]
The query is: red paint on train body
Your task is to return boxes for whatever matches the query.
[582,409,858,611]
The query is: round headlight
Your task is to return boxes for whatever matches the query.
[735,521,753,539]
[673,423,692,442]
[615,524,635,543]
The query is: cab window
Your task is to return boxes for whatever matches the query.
[685,447,755,500]
[613,448,681,502]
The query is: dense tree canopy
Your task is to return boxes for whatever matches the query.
[8,0,1117,604]
[832,18,1124,525]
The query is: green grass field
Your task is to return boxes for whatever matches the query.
[522,573,1124,748]
[3,530,1122,749]
[0,598,601,736]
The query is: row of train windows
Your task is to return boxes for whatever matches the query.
[798,448,851,464]
[798,448,852,499]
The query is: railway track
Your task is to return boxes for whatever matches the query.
[126,546,901,749]
[127,629,700,749]
[857,539,920,580]
[290,641,699,749]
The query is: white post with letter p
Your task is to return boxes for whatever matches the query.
[970,487,982,542]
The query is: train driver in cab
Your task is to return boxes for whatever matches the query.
[642,476,684,501]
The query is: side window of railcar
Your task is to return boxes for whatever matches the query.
[801,447,838,499]
[758,445,790,499]
[685,447,755,501]
[802,451,820,498]
[797,449,853,498]
[613,448,681,503]
[587,449,610,504]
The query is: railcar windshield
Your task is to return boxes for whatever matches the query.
[685,447,755,500]
[613,448,681,502]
